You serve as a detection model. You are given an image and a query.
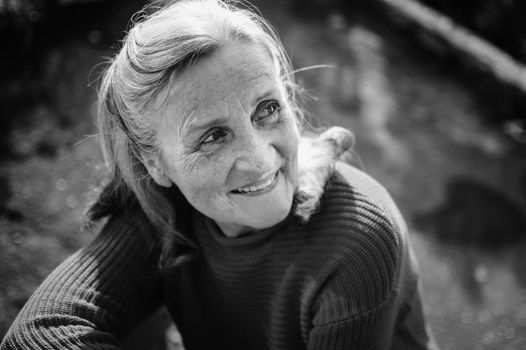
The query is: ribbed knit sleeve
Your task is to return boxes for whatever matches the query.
[306,162,405,349]
[0,210,163,350]
[307,237,401,350]
[308,293,398,349]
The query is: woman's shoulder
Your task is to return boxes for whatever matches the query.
[308,161,407,288]
[324,161,408,242]
[84,204,160,265]
[313,161,406,249]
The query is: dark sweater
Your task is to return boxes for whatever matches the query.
[1,163,437,349]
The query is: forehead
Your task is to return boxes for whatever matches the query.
[158,41,282,134]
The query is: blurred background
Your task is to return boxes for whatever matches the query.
[1,0,526,349]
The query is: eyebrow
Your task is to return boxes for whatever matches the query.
[185,88,277,133]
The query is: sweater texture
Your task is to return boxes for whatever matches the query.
[1,163,437,350]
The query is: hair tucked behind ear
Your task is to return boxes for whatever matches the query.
[88,0,305,271]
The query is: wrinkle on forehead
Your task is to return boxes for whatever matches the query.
[185,71,275,129]
[157,42,281,141]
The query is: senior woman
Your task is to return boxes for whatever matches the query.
[1,0,438,349]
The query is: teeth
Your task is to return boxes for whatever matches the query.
[235,174,275,193]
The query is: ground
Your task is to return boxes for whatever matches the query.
[1,1,525,349]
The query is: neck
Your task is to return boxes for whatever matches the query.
[215,221,253,238]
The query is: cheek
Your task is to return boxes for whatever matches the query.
[174,153,232,198]
[280,118,300,187]
[279,116,300,160]
[177,158,237,220]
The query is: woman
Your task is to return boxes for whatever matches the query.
[1,0,438,349]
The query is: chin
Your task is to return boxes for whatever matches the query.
[251,192,294,229]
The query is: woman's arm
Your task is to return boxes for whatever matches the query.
[308,262,436,350]
[1,210,163,350]
[306,162,437,350]
[308,293,399,350]
[306,219,402,350]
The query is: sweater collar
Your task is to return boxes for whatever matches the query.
[192,207,296,251]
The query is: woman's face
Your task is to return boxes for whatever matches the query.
[151,41,300,237]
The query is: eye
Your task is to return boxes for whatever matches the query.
[254,100,281,123]
[200,128,228,146]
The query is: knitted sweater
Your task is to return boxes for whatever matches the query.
[1,162,437,350]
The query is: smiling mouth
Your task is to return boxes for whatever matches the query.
[231,171,279,194]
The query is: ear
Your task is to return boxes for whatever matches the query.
[143,158,172,188]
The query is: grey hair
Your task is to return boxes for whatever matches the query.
[89,0,304,269]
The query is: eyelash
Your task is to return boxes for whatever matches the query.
[254,100,282,123]
[198,100,282,150]
[200,128,228,147]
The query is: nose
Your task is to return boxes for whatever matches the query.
[233,131,278,175]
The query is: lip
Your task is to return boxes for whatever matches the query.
[231,170,280,196]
